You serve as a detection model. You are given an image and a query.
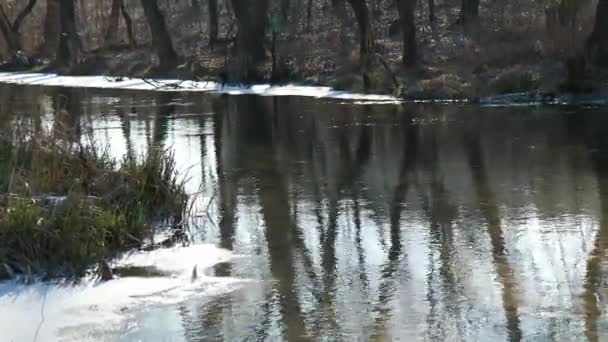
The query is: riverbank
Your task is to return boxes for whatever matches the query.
[2,70,608,107]
[2,0,607,103]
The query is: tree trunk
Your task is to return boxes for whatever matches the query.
[56,0,81,67]
[460,0,479,24]
[346,0,373,62]
[230,0,269,81]
[428,0,435,24]
[396,0,417,66]
[140,0,178,70]
[558,0,578,29]
[588,0,608,65]
[208,0,218,46]
[0,0,38,55]
[11,0,38,34]
[0,5,19,53]
[306,0,313,31]
[191,0,201,13]
[346,0,374,89]
[120,2,136,47]
[44,0,81,67]
[104,0,121,46]
[281,0,290,20]
[43,0,61,58]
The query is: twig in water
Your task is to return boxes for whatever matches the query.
[205,187,219,229]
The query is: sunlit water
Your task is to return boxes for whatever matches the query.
[1,81,608,341]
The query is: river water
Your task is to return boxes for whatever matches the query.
[1,81,608,341]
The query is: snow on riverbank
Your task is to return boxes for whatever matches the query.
[0,72,403,104]
[0,244,246,342]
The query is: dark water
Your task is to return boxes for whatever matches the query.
[2,84,608,341]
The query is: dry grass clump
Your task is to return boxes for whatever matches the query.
[0,123,188,280]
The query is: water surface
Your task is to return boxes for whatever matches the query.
[1,83,608,341]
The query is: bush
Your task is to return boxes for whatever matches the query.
[0,126,188,280]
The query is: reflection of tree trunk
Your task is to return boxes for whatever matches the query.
[117,108,133,160]
[583,157,608,342]
[153,93,175,148]
[54,89,82,143]
[258,162,307,341]
[423,133,459,339]
[212,99,237,252]
[195,296,231,339]
[464,133,522,342]
[371,117,417,337]
[232,96,306,340]
[353,197,369,290]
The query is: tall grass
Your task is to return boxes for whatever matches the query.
[0,116,188,280]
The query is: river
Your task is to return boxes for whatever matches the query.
[0,80,607,341]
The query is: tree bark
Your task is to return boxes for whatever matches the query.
[11,0,38,33]
[120,2,136,47]
[306,0,313,31]
[43,0,61,58]
[56,0,81,67]
[140,0,178,70]
[208,0,218,46]
[588,0,608,65]
[0,5,19,53]
[346,0,373,62]
[428,0,435,24]
[191,0,201,13]
[0,0,38,54]
[396,0,417,66]
[558,0,578,29]
[230,0,269,81]
[104,0,122,46]
[460,0,479,24]
[43,0,81,67]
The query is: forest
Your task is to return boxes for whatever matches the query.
[0,0,607,97]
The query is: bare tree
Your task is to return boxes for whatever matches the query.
[140,0,178,70]
[588,0,608,65]
[208,0,219,46]
[230,0,270,81]
[346,0,373,63]
[105,0,136,48]
[459,0,479,24]
[0,0,38,54]
[43,0,81,67]
[396,0,417,66]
